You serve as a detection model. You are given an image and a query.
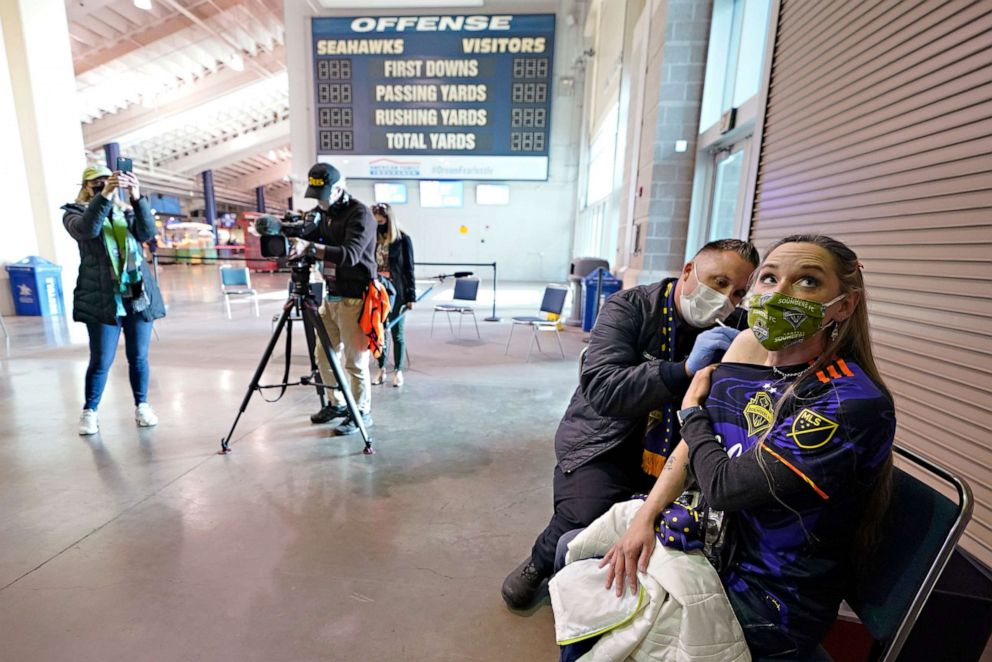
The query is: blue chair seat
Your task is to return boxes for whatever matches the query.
[512,315,549,323]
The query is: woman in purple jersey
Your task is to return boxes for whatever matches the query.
[599,234,895,659]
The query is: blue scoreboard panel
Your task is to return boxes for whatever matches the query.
[311,14,555,181]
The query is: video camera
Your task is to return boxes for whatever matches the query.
[255,211,320,259]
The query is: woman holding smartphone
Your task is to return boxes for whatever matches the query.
[62,164,166,435]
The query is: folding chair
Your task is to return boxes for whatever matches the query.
[220,265,259,319]
[842,445,974,661]
[505,285,568,361]
[432,276,480,339]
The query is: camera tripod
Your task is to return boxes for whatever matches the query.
[220,262,373,455]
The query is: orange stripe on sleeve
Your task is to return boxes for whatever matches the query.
[827,364,841,380]
[837,359,855,377]
[816,371,829,383]
[760,442,830,501]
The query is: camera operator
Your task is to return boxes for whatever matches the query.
[286,163,377,435]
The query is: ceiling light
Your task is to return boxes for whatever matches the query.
[134,0,152,10]
[267,150,278,161]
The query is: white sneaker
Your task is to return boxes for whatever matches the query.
[392,370,404,388]
[135,403,159,427]
[371,368,385,386]
[78,409,99,436]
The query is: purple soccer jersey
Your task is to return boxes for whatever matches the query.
[706,359,895,645]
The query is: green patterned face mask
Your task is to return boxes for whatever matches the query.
[746,292,845,350]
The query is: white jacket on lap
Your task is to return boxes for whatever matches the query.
[550,499,751,662]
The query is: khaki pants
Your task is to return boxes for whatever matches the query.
[315,298,371,414]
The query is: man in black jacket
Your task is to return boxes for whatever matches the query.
[501,239,759,609]
[288,163,377,436]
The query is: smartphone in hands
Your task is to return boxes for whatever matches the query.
[116,157,133,173]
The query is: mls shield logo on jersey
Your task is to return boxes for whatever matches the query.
[744,391,774,437]
[783,309,807,329]
[788,408,839,449]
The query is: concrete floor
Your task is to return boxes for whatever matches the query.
[0,265,586,661]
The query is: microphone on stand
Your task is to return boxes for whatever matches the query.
[432,271,474,281]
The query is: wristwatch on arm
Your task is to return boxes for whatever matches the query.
[677,406,706,426]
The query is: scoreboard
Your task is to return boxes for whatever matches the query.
[311,14,555,181]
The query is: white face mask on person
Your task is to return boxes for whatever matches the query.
[679,266,736,328]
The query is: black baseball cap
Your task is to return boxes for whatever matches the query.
[305,163,341,201]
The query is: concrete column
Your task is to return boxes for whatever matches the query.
[625,0,713,286]
[201,170,217,237]
[0,0,86,315]
[255,186,266,212]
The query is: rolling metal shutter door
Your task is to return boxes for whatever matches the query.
[751,0,992,564]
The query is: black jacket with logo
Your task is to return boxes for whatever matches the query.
[554,279,702,473]
[304,194,377,299]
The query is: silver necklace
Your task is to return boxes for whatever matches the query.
[771,364,811,379]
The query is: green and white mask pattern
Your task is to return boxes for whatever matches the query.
[746,292,844,351]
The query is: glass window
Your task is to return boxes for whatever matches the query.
[698,0,771,132]
[586,103,619,205]
[707,149,744,241]
[733,0,772,106]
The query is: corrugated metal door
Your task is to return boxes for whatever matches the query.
[750,0,992,564]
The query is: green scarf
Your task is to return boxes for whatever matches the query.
[101,205,143,316]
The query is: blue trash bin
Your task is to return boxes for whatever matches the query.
[582,268,622,332]
[5,256,65,316]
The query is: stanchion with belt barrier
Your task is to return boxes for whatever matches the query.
[413,261,500,322]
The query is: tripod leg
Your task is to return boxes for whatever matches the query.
[220,301,294,453]
[301,307,328,407]
[302,304,374,455]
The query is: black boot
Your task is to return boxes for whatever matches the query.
[501,557,546,609]
[311,404,347,424]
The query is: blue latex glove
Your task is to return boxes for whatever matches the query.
[685,326,740,376]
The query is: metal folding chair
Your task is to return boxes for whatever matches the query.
[505,285,568,361]
[432,276,481,339]
[220,265,259,319]
[842,445,973,661]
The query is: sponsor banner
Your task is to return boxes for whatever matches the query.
[321,154,549,181]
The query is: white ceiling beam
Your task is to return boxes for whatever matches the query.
[83,44,284,148]
[236,160,292,190]
[161,118,290,174]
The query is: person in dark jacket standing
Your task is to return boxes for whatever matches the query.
[370,202,415,388]
[288,163,377,436]
[63,165,166,436]
[501,239,759,609]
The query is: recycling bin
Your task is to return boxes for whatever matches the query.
[582,267,622,332]
[5,256,65,316]
[567,257,610,327]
